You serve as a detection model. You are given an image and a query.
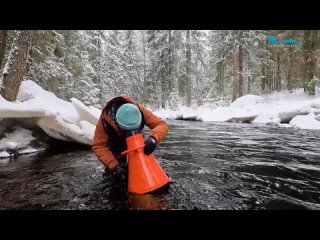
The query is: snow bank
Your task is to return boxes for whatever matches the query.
[17,80,80,124]
[37,116,84,142]
[0,80,100,147]
[152,109,179,120]
[201,107,236,122]
[0,95,48,118]
[155,90,320,131]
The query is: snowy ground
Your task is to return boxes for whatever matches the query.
[154,89,320,130]
[1,79,320,159]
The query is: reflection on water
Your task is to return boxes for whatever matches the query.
[127,194,170,210]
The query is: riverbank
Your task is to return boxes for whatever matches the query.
[154,89,320,130]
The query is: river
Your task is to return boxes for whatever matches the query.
[1,120,320,210]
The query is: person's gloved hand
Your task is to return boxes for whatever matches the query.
[112,165,127,182]
[144,136,157,155]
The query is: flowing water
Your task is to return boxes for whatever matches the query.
[1,120,320,210]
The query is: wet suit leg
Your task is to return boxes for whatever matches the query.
[108,156,128,201]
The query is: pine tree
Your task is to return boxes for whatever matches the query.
[29,30,73,99]
[191,30,210,106]
[303,30,319,95]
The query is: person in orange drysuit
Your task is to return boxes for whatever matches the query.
[92,95,169,184]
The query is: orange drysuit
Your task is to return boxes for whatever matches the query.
[92,95,168,171]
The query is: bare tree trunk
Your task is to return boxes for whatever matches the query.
[261,63,266,92]
[232,43,239,102]
[266,40,271,91]
[266,62,270,91]
[186,30,192,107]
[221,61,225,94]
[276,52,281,92]
[287,55,293,90]
[238,42,243,97]
[196,76,200,106]
[272,67,274,91]
[246,60,251,94]
[232,32,243,102]
[1,30,33,101]
[271,52,275,91]
[160,33,166,109]
[142,30,147,105]
[0,30,7,68]
[161,65,166,109]
[216,61,225,95]
[168,30,173,93]
[152,62,155,106]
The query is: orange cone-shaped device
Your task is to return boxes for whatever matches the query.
[121,133,169,194]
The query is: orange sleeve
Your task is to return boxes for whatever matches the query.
[138,104,169,143]
[92,117,119,171]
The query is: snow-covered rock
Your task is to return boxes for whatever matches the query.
[0,126,47,159]
[18,147,44,154]
[278,107,310,123]
[0,151,10,158]
[278,123,293,128]
[252,114,277,125]
[0,127,35,150]
[229,95,264,108]
[290,114,320,130]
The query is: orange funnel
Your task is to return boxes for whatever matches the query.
[121,133,169,194]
